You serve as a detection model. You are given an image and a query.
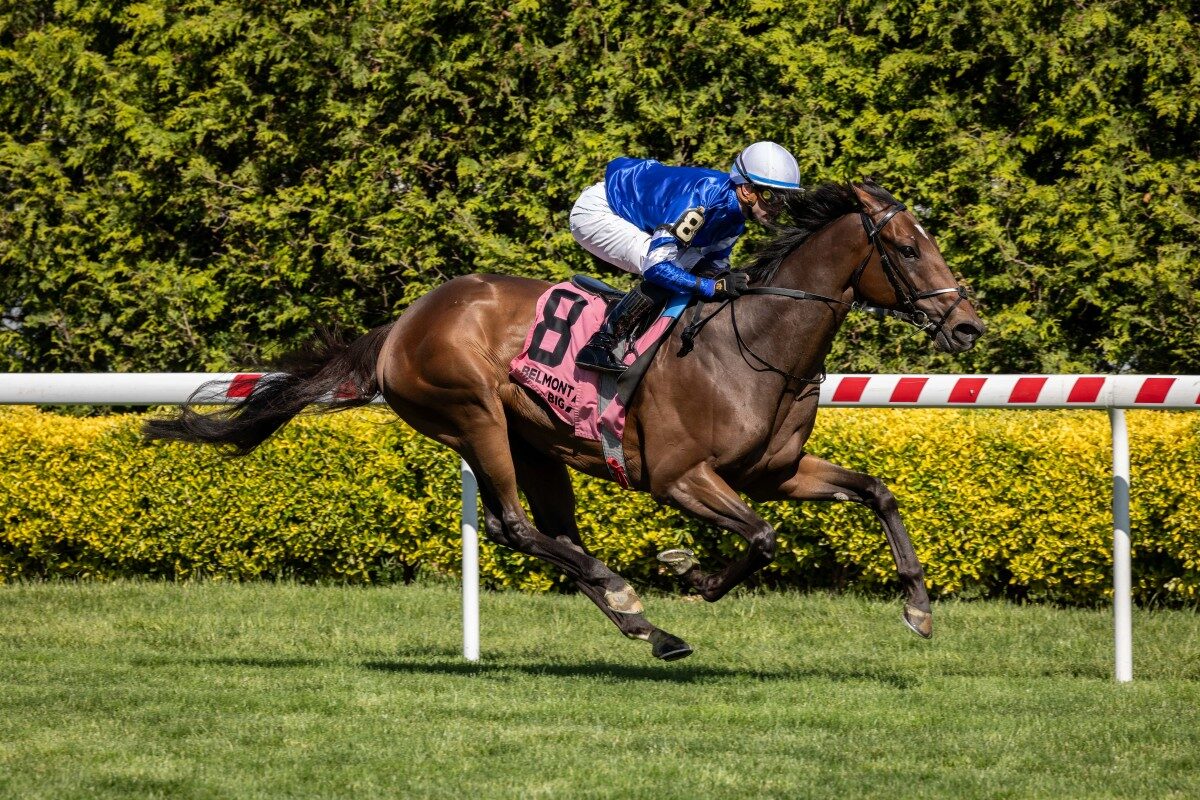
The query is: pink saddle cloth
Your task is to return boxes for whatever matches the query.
[509,281,684,444]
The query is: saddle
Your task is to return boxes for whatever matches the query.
[570,274,625,303]
[569,274,673,343]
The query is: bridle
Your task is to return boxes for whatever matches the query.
[678,201,971,386]
[850,202,969,339]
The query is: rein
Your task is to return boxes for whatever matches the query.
[677,201,969,386]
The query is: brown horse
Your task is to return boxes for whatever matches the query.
[145,181,983,661]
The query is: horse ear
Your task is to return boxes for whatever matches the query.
[851,182,881,211]
[855,177,898,211]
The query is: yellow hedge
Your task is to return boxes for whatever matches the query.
[1,406,1197,604]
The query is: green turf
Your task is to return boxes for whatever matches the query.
[1,581,1198,799]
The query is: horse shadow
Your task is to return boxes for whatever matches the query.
[167,649,914,687]
[359,652,917,688]
[152,648,913,686]
[149,649,1156,686]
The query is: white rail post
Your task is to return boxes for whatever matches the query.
[1109,408,1133,683]
[461,459,480,662]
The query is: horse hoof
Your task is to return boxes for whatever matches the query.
[604,584,644,615]
[649,630,693,661]
[903,605,933,639]
[657,548,699,576]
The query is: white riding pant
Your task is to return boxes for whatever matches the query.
[569,182,650,275]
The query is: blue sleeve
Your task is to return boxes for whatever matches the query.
[644,262,716,298]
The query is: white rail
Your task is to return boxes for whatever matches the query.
[4,372,1197,680]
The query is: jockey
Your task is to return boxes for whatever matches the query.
[570,141,802,374]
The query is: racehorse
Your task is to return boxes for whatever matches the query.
[145,181,984,661]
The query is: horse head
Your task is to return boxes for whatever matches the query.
[849,183,984,353]
[745,181,984,354]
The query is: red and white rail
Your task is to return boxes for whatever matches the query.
[3,372,1197,681]
[819,374,1200,409]
[0,373,381,406]
[2,372,1197,409]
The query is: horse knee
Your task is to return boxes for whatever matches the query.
[747,524,777,561]
[499,513,558,559]
[864,478,899,516]
[486,508,530,551]
[500,514,538,551]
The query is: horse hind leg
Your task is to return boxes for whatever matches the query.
[510,446,693,661]
[449,402,653,624]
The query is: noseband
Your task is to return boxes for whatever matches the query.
[850,203,969,340]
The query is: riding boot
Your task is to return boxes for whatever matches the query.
[577,286,656,374]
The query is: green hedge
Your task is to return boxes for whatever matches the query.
[2,406,1197,605]
[2,0,1198,374]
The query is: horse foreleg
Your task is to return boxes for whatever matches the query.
[509,450,692,660]
[661,463,778,602]
[753,453,933,638]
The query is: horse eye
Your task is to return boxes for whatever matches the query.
[899,245,918,259]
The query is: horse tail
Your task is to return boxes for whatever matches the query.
[143,323,394,455]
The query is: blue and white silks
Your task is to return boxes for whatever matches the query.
[603,157,746,298]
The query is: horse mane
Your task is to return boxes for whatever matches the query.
[742,181,899,283]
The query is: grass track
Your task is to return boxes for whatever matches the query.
[1,582,1198,799]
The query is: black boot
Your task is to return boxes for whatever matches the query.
[577,287,655,374]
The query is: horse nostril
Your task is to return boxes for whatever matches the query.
[954,321,984,343]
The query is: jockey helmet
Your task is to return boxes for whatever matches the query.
[730,141,802,191]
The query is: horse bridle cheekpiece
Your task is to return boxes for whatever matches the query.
[850,202,969,339]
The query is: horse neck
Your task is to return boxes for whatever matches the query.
[768,215,864,299]
[741,214,866,380]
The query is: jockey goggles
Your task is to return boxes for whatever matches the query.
[732,156,788,212]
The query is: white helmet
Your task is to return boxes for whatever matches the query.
[730,141,802,190]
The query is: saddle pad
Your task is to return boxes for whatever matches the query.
[510,281,687,443]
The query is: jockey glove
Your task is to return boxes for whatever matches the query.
[712,272,751,300]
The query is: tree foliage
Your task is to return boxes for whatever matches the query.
[1,0,1197,372]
